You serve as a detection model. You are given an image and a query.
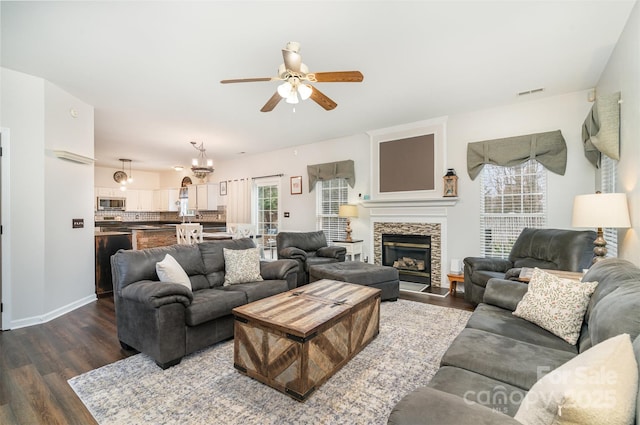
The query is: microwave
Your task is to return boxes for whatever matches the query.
[97,197,126,211]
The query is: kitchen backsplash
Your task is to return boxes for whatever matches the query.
[95,206,226,223]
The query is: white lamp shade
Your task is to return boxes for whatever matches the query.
[285,92,299,104]
[338,204,359,218]
[572,193,631,228]
[277,82,292,98]
[298,83,312,100]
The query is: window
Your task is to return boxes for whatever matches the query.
[480,159,547,258]
[316,178,348,242]
[255,181,279,235]
[600,154,618,257]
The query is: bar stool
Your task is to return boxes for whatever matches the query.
[176,223,203,245]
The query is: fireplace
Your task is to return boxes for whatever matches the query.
[382,234,431,285]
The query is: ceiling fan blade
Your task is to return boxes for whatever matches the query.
[260,91,283,112]
[309,86,337,111]
[220,77,275,84]
[311,71,364,83]
[282,49,302,72]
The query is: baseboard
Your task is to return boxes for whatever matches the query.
[8,294,97,330]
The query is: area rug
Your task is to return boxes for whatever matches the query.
[68,300,471,425]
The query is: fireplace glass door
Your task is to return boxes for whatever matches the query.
[382,234,431,285]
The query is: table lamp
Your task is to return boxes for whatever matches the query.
[572,192,631,263]
[338,204,359,242]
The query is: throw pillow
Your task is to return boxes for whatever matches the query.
[513,268,598,345]
[156,254,192,290]
[223,247,263,285]
[514,333,638,425]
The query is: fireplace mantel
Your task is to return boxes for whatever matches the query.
[360,198,458,209]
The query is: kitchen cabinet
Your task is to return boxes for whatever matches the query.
[187,184,218,210]
[154,188,179,212]
[96,186,124,197]
[125,189,154,211]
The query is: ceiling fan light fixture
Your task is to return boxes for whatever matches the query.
[298,83,312,100]
[277,81,292,98]
[285,91,299,104]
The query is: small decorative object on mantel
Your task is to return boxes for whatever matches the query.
[443,168,458,197]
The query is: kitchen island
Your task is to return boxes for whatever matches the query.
[95,231,132,296]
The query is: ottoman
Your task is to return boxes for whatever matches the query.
[308,262,399,301]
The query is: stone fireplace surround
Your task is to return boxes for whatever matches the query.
[363,199,456,289]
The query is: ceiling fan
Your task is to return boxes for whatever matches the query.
[220,42,363,112]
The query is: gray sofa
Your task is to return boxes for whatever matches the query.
[276,230,346,286]
[389,258,640,424]
[111,238,298,369]
[464,228,596,305]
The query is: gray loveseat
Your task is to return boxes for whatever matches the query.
[389,258,640,424]
[464,228,596,305]
[111,238,298,369]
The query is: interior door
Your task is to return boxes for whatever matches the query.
[0,131,3,329]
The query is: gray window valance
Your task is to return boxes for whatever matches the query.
[467,130,567,180]
[307,160,355,192]
[582,92,620,168]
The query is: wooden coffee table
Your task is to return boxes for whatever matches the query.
[232,279,381,401]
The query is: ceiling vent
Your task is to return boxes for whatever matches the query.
[518,88,545,97]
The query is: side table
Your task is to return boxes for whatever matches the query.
[332,239,363,261]
[447,272,464,296]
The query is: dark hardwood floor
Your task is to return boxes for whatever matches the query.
[0,290,473,424]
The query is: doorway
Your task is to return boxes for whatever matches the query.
[0,128,10,330]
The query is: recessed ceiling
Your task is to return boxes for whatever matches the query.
[1,1,635,171]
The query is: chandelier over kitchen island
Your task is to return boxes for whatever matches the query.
[190,141,214,181]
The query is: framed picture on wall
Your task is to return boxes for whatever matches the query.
[220,181,227,196]
[290,176,302,195]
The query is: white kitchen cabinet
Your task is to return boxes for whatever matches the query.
[96,186,123,197]
[205,183,219,210]
[125,189,154,211]
[154,188,179,212]
[185,184,218,210]
[187,185,198,210]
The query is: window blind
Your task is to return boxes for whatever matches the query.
[600,155,618,257]
[480,160,547,258]
[316,178,348,243]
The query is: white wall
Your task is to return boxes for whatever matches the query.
[1,68,46,323]
[1,68,95,328]
[44,81,95,315]
[179,91,595,264]
[597,0,640,263]
[95,165,160,190]
[446,90,596,262]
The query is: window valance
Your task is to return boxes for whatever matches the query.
[582,92,620,168]
[307,160,355,192]
[466,130,567,180]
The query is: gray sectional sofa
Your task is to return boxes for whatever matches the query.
[389,258,640,424]
[111,238,298,369]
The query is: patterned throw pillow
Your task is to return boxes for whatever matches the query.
[223,247,263,285]
[513,268,598,345]
[156,254,192,290]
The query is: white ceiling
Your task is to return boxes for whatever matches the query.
[1,1,636,172]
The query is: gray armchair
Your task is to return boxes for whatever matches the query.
[276,230,346,286]
[463,228,596,305]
